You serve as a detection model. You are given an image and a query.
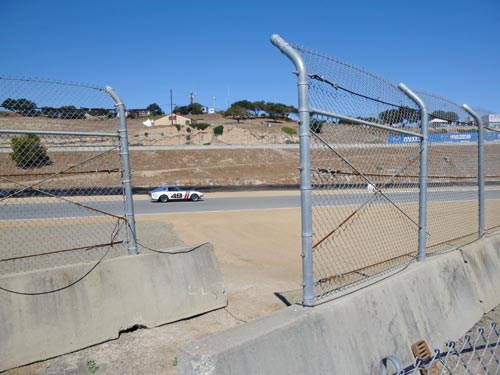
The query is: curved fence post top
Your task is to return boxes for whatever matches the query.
[463,104,482,123]
[270,34,307,76]
[398,83,427,114]
[105,85,124,107]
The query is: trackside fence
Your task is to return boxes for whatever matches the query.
[475,108,500,233]
[271,35,499,306]
[0,77,137,293]
[380,322,500,375]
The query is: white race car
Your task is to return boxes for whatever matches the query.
[149,185,203,203]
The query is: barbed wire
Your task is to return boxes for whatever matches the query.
[0,75,105,92]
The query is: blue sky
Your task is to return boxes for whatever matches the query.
[2,0,499,112]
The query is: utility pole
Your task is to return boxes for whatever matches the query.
[170,88,173,125]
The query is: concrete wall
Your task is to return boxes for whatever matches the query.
[178,234,500,375]
[0,243,227,372]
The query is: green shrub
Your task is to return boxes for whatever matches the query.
[11,134,50,169]
[174,124,181,131]
[214,125,224,136]
[310,120,324,134]
[281,126,296,135]
[189,123,210,131]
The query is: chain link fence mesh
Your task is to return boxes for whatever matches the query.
[282,42,498,302]
[291,44,423,299]
[0,77,129,291]
[415,91,480,254]
[382,322,500,375]
[475,107,500,234]
[309,115,421,297]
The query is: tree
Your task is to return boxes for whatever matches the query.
[173,103,203,115]
[378,106,418,125]
[378,108,400,124]
[226,101,252,118]
[88,108,114,118]
[147,103,163,116]
[10,134,50,169]
[431,110,459,123]
[253,100,266,117]
[41,106,58,118]
[264,102,297,119]
[225,105,249,121]
[310,119,325,134]
[2,98,38,116]
[231,100,257,117]
[59,105,85,119]
[224,100,297,119]
[213,125,224,136]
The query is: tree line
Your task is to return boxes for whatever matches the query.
[1,98,116,119]
[2,97,465,125]
[172,100,298,120]
[1,98,166,119]
[377,107,462,125]
[225,100,297,120]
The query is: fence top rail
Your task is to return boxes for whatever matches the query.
[279,40,423,132]
[0,129,118,137]
[0,76,104,92]
[0,76,116,121]
[310,107,424,138]
[289,43,400,91]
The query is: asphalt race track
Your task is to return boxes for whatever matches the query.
[2,188,500,221]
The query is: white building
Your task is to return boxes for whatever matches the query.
[481,114,500,128]
[429,118,448,127]
[154,114,192,126]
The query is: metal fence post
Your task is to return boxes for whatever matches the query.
[398,83,428,262]
[271,34,314,306]
[463,104,485,238]
[105,86,138,255]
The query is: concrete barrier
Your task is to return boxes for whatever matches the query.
[178,235,500,375]
[0,243,227,372]
[462,234,500,312]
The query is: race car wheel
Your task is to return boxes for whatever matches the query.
[159,195,168,203]
[190,194,200,202]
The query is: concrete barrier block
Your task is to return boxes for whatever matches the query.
[462,234,500,312]
[179,247,485,375]
[0,243,227,372]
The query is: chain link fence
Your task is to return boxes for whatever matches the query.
[304,58,423,297]
[271,35,500,305]
[474,108,500,234]
[414,91,480,255]
[0,77,135,293]
[380,322,500,375]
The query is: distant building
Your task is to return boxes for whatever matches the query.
[154,113,191,126]
[429,118,448,127]
[127,109,151,118]
[201,106,216,114]
[481,114,500,128]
